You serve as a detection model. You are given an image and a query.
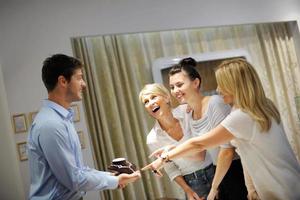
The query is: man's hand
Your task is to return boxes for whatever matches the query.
[117,171,141,188]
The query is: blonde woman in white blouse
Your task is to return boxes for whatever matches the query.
[139,83,213,200]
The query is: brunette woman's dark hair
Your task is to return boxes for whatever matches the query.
[168,57,201,87]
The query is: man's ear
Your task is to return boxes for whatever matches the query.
[57,75,68,88]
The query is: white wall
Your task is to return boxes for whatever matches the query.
[0,0,299,199]
[0,64,25,199]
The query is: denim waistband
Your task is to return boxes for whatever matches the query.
[183,164,214,180]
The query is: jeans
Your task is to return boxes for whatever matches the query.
[183,164,215,199]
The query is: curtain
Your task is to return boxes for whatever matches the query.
[255,23,300,159]
[71,37,177,200]
[72,22,300,200]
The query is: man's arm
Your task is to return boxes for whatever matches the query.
[39,122,119,191]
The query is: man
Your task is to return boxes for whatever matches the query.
[27,54,140,200]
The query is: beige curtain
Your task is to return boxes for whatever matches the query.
[255,23,300,159]
[71,37,176,200]
[72,22,300,200]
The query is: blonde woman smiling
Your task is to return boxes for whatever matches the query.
[139,83,211,200]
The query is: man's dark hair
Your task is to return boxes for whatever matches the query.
[42,54,82,92]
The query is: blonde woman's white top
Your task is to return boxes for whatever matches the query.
[221,109,300,200]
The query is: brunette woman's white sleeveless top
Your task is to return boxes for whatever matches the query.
[186,95,232,164]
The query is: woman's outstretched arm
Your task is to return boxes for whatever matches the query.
[143,125,234,172]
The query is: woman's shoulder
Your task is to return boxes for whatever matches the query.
[207,95,231,113]
[220,109,255,140]
[231,108,250,116]
[209,95,226,104]
[226,109,254,124]
[146,125,172,151]
[146,121,165,142]
[172,104,188,118]
[146,128,158,144]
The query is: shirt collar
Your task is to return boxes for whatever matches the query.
[153,117,184,135]
[43,99,74,120]
[153,121,163,134]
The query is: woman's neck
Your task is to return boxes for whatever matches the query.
[158,113,183,141]
[158,113,178,132]
[188,92,208,119]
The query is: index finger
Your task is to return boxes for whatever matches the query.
[141,163,152,171]
[149,148,163,158]
[130,171,141,178]
[155,169,163,177]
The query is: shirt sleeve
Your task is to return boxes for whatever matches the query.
[172,104,187,119]
[221,109,254,140]
[147,136,182,181]
[210,95,231,128]
[210,95,232,148]
[38,121,118,192]
[163,162,182,181]
[220,143,235,148]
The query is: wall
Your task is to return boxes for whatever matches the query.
[0,0,299,199]
[0,64,25,199]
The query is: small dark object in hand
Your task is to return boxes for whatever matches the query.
[108,158,137,175]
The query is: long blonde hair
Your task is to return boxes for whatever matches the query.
[215,58,280,132]
[139,83,171,105]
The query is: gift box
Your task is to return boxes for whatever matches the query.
[108,158,137,175]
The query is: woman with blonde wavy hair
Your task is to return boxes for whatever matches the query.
[216,58,281,131]
[143,58,300,200]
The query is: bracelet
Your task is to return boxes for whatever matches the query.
[163,146,172,152]
[160,153,172,163]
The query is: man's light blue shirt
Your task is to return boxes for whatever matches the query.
[27,100,118,200]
